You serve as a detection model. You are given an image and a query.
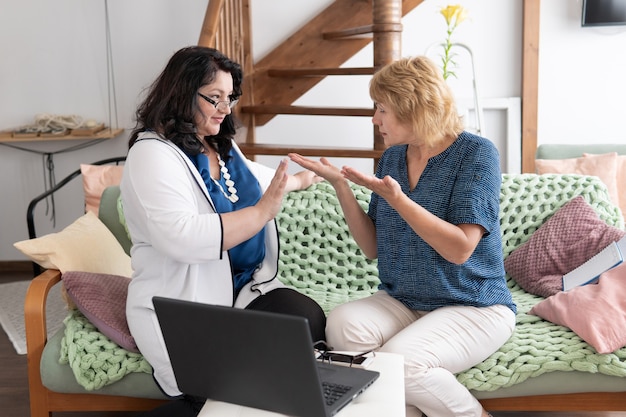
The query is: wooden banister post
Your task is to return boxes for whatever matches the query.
[372,0,403,167]
[372,0,403,66]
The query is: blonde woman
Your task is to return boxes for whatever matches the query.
[290,56,515,417]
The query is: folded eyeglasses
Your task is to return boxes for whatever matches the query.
[313,340,374,367]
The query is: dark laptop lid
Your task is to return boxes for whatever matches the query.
[153,296,379,417]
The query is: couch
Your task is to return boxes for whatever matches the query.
[23,167,626,416]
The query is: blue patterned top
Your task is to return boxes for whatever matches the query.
[190,150,265,293]
[368,132,516,313]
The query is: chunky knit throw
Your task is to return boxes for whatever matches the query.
[61,174,626,391]
[60,310,151,390]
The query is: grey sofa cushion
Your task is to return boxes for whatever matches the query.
[41,328,167,398]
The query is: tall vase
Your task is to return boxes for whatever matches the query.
[424,42,485,137]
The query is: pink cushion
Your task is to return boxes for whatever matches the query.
[61,271,138,352]
[530,263,626,354]
[535,153,620,207]
[80,164,124,215]
[504,196,625,298]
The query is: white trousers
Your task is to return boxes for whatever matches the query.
[326,291,515,417]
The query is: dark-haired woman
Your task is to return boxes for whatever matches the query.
[120,46,326,416]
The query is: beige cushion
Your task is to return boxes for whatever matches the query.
[80,164,124,215]
[14,211,132,277]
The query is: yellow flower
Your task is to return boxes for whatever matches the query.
[440,5,468,29]
[439,4,469,80]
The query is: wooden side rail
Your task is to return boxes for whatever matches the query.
[198,0,247,67]
[480,392,626,411]
[24,269,167,417]
[24,269,62,372]
[25,269,62,417]
[198,0,225,47]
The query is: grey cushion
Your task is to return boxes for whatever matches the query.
[536,144,626,159]
[41,328,167,398]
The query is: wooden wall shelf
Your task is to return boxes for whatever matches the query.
[0,128,124,143]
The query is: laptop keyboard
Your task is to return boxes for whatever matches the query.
[322,381,352,406]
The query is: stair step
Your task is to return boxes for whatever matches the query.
[241,105,374,117]
[268,67,375,77]
[237,143,384,159]
[323,23,402,40]
[323,24,374,39]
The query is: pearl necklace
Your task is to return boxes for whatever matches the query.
[212,153,239,203]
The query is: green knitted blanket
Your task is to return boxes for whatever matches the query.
[61,174,626,391]
[60,310,152,390]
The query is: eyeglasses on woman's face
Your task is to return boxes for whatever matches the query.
[197,92,239,112]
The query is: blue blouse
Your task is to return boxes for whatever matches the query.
[368,132,516,313]
[190,149,265,293]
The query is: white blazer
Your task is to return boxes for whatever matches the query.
[120,132,285,396]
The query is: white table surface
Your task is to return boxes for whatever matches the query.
[198,352,406,417]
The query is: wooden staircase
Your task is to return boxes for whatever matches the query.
[198,0,424,162]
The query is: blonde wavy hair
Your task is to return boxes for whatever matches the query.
[369,56,464,147]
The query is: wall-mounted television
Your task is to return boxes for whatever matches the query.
[582,0,626,26]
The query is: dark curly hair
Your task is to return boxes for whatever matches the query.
[129,46,243,161]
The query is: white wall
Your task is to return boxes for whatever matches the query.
[538,0,626,144]
[0,0,623,261]
[0,0,208,261]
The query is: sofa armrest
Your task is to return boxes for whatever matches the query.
[24,269,63,393]
[99,185,132,255]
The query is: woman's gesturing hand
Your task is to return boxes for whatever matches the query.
[288,153,345,186]
[342,166,403,202]
[256,158,289,222]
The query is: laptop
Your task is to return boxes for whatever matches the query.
[152,296,380,417]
